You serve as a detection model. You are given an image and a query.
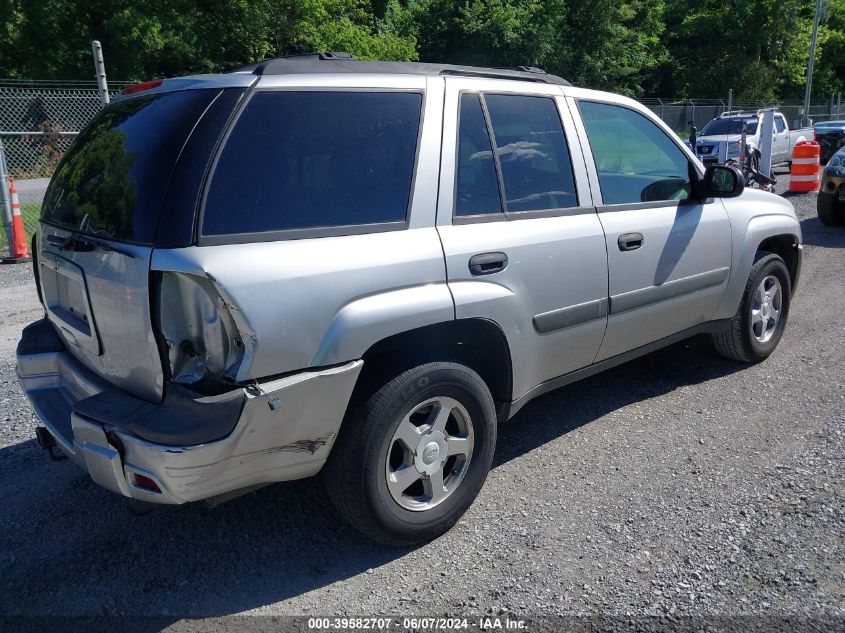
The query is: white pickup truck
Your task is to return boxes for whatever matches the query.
[694,111,814,169]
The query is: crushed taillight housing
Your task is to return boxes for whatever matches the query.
[155,272,247,391]
[122,79,163,95]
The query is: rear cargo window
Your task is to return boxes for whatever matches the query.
[201,91,422,238]
[41,89,219,244]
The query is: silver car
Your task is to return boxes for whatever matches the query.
[17,55,803,544]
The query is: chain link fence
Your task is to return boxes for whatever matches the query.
[0,80,127,256]
[0,81,842,258]
[640,97,842,136]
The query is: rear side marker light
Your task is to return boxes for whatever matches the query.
[133,473,162,493]
[122,79,163,95]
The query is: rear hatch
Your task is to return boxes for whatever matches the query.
[37,85,243,402]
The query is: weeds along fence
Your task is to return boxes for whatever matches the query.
[0,80,841,257]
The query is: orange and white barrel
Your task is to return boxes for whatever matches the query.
[789,141,821,193]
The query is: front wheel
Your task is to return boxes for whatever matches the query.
[818,193,845,227]
[711,252,792,362]
[323,362,497,545]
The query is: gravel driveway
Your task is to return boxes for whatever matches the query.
[0,174,842,628]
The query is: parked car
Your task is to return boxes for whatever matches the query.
[818,146,845,226]
[814,120,845,163]
[694,111,813,168]
[17,55,803,545]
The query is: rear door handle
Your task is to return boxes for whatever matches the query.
[469,252,508,276]
[618,233,644,251]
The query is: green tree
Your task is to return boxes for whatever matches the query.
[0,0,842,100]
[660,0,815,101]
[413,0,666,96]
[556,0,668,96]
[413,0,566,69]
[813,0,845,100]
[0,0,416,81]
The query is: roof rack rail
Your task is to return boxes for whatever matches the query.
[438,67,563,84]
[238,56,571,86]
[284,52,357,61]
[227,52,357,73]
[510,66,547,74]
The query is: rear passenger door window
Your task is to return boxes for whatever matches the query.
[454,92,578,218]
[456,94,502,216]
[486,94,578,212]
[202,91,422,239]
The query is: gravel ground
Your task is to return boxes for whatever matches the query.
[0,173,842,629]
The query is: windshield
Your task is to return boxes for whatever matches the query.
[41,89,218,243]
[700,118,758,136]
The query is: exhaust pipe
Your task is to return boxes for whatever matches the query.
[34,426,67,461]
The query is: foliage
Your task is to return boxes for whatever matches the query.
[659,0,817,101]
[0,0,842,100]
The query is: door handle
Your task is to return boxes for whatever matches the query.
[468,252,508,275]
[617,233,644,252]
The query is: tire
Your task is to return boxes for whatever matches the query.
[711,252,792,363]
[817,192,845,227]
[323,362,497,546]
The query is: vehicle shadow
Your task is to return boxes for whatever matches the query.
[798,211,845,248]
[0,338,746,619]
[495,335,744,467]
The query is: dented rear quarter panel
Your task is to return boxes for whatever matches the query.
[150,229,452,381]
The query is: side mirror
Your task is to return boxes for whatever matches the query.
[701,164,745,198]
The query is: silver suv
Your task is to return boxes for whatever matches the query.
[17,56,803,545]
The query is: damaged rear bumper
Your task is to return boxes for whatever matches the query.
[16,318,362,505]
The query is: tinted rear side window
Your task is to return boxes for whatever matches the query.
[456,94,502,216]
[485,94,577,212]
[41,89,219,244]
[202,91,423,237]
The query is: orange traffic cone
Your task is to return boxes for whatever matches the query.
[3,177,32,264]
[788,141,821,193]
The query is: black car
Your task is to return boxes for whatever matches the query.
[814,120,845,163]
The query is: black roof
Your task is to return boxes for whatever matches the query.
[233,53,571,86]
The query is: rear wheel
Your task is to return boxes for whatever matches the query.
[323,362,496,546]
[711,252,791,362]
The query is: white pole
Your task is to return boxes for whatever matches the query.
[759,110,775,179]
[802,0,823,127]
[0,139,13,255]
[91,40,110,107]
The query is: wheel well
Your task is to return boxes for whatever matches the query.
[758,234,800,289]
[355,319,513,415]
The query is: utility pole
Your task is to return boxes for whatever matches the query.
[802,0,823,127]
[727,88,733,114]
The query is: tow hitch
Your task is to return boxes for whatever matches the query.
[34,426,67,461]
